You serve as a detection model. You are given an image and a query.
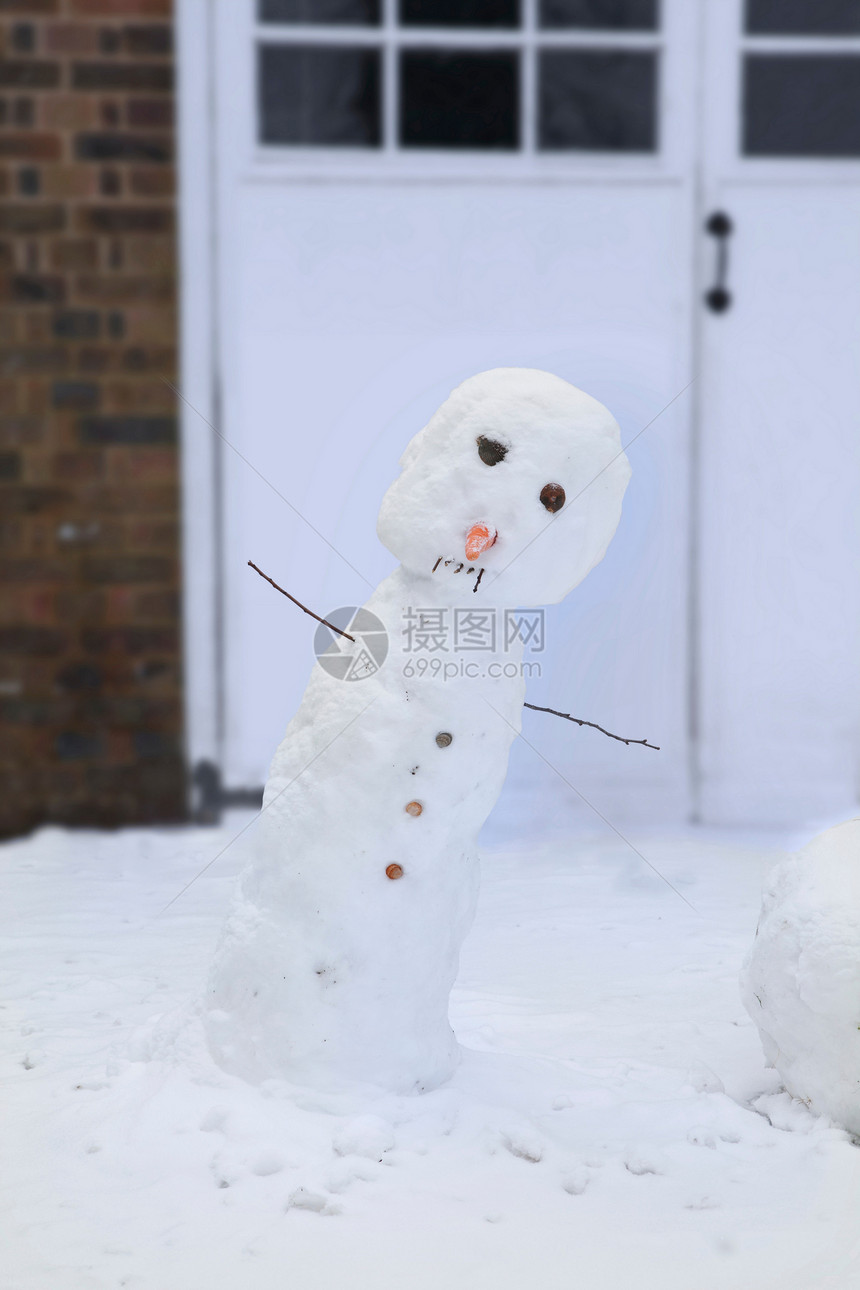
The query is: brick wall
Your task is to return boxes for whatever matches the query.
[0,0,184,837]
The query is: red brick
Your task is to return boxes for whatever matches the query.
[0,61,60,90]
[85,484,177,514]
[12,97,34,127]
[0,202,65,233]
[72,63,172,93]
[49,238,98,271]
[101,377,172,411]
[6,273,65,304]
[41,164,97,199]
[121,344,174,372]
[125,96,172,128]
[81,624,177,651]
[0,1,59,12]
[50,451,103,482]
[128,165,174,198]
[133,588,177,618]
[115,307,175,342]
[74,273,174,302]
[0,133,62,161]
[123,25,172,57]
[0,414,44,445]
[118,236,172,273]
[104,445,176,485]
[76,346,111,371]
[82,554,172,584]
[70,0,170,14]
[40,93,99,131]
[44,24,98,56]
[125,518,177,549]
[76,204,172,233]
[0,585,58,626]
[0,625,67,655]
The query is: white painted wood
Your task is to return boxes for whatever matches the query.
[176,0,222,788]
[695,0,860,824]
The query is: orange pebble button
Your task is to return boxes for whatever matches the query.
[386,864,404,880]
[405,800,423,816]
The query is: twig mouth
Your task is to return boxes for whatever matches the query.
[430,556,483,591]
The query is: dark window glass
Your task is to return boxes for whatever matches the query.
[744,55,860,157]
[539,50,657,151]
[258,44,381,146]
[259,0,381,23]
[540,0,657,29]
[400,51,519,148]
[400,0,519,26]
[746,0,860,35]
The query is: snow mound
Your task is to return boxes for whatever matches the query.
[741,817,860,1135]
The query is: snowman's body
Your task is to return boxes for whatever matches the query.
[206,369,630,1093]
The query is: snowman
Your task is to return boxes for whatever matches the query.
[741,818,860,1135]
[205,368,630,1094]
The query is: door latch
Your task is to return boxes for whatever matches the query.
[705,211,733,313]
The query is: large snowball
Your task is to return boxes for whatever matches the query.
[741,818,860,1134]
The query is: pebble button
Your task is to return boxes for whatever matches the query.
[386,864,404,880]
[405,801,423,817]
[435,732,453,747]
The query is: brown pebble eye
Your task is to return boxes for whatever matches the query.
[540,483,565,513]
[477,436,507,466]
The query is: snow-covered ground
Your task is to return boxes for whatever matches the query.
[3,814,860,1290]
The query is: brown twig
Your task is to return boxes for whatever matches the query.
[248,561,355,642]
[523,702,660,751]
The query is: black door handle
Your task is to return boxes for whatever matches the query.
[705,211,733,313]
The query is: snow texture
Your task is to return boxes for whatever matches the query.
[741,817,860,1135]
[6,821,860,1290]
[205,369,630,1093]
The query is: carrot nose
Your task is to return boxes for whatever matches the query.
[465,522,497,562]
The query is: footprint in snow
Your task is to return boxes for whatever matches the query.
[561,1167,591,1195]
[288,1187,341,1216]
[326,1159,379,1194]
[198,1104,229,1133]
[251,1151,285,1177]
[499,1126,544,1163]
[332,1114,395,1161]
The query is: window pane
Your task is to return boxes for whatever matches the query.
[539,50,657,151]
[540,0,658,29]
[259,0,381,23]
[258,44,381,146]
[400,51,519,148]
[399,0,519,26]
[746,0,860,35]
[744,55,860,157]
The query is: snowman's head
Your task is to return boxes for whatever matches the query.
[377,368,630,606]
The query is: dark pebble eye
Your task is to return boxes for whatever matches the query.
[540,483,565,513]
[477,435,507,466]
